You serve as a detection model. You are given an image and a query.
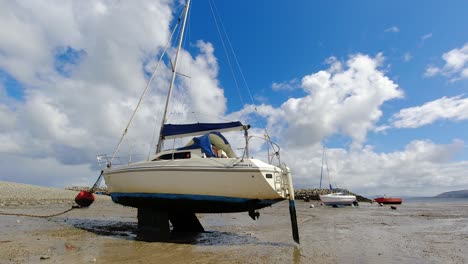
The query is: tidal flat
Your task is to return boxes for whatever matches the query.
[1,181,467,264]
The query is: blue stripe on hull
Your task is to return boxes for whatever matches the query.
[111,192,276,205]
[109,192,283,213]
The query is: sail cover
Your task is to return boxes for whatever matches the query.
[161,122,244,139]
[177,132,237,158]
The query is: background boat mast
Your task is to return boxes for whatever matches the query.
[156,0,191,154]
[320,146,325,189]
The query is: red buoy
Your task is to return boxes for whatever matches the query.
[75,191,95,207]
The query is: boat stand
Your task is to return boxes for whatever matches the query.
[137,208,204,241]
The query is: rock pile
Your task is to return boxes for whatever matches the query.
[294,188,372,202]
[65,186,109,194]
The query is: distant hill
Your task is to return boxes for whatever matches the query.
[434,190,468,198]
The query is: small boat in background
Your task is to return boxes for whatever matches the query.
[318,147,357,206]
[375,196,402,204]
[320,192,357,206]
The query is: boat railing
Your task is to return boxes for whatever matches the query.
[245,135,282,166]
[96,154,125,168]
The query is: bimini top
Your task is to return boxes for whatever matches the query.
[161,121,245,139]
[177,131,237,158]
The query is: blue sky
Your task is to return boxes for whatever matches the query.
[0,0,467,196]
[187,0,468,154]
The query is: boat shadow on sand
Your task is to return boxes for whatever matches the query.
[62,218,291,247]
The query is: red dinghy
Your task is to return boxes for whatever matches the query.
[375,197,402,204]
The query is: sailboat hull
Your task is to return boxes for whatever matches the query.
[374,197,402,204]
[103,158,287,213]
[110,192,283,213]
[319,193,357,206]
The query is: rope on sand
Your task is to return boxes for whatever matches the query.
[0,206,80,218]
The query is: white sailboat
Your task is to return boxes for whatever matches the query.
[318,147,356,206]
[96,0,299,242]
[319,192,357,206]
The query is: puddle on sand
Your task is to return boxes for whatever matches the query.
[64,218,264,246]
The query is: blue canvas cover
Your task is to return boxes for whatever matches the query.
[161,122,243,139]
[177,132,230,158]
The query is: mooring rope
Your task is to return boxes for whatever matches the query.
[0,205,80,218]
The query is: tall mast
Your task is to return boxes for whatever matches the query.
[319,146,325,189]
[156,0,191,154]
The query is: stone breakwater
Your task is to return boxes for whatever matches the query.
[0,181,110,207]
[295,188,372,202]
[65,186,109,194]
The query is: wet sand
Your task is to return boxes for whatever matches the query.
[1,181,467,264]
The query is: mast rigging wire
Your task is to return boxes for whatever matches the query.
[109,7,187,164]
[208,0,245,107]
[208,0,278,163]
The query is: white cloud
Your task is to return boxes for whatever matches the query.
[177,40,226,120]
[384,26,400,33]
[425,42,468,81]
[283,139,468,196]
[234,55,467,196]
[421,33,433,41]
[403,52,413,62]
[245,53,403,147]
[389,95,468,129]
[424,65,440,77]
[272,79,300,91]
[0,0,227,185]
[1,155,97,188]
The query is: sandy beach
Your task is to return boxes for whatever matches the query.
[1,181,467,264]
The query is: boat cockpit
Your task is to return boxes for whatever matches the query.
[152,131,236,161]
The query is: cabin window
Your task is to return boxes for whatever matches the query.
[153,152,191,160]
[266,173,273,179]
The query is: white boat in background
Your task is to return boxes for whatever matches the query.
[318,147,356,206]
[97,0,299,243]
[319,192,357,206]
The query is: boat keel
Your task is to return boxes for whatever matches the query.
[168,211,204,232]
[136,208,205,241]
[137,208,170,241]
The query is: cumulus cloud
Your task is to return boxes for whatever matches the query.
[234,55,467,196]
[283,139,468,196]
[424,65,440,77]
[272,79,300,91]
[177,40,226,120]
[425,42,468,81]
[388,95,468,129]
[0,0,227,186]
[1,155,97,188]
[246,54,403,147]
